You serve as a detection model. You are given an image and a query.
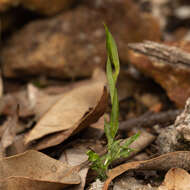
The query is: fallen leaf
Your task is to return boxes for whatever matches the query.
[158,168,190,190]
[103,151,190,190]
[25,76,107,146]
[27,75,102,120]
[0,150,81,190]
[31,83,107,150]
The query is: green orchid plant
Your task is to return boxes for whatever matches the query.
[87,25,139,181]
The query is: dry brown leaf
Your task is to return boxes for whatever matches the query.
[25,76,107,145]
[158,168,190,190]
[27,78,99,120]
[103,151,190,190]
[0,150,81,190]
[31,83,107,150]
[1,177,69,190]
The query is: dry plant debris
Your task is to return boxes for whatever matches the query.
[103,151,190,190]
[25,80,107,145]
[119,109,181,132]
[0,150,81,190]
[2,0,190,189]
[158,168,190,190]
[28,79,107,150]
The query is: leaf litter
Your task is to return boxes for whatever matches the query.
[25,79,107,145]
[103,151,190,190]
[0,150,81,190]
[3,1,190,189]
[158,168,190,190]
[24,71,107,150]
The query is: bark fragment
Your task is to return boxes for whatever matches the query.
[128,41,190,107]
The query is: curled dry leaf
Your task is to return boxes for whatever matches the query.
[25,72,107,149]
[0,150,80,190]
[158,168,190,190]
[103,151,190,190]
[32,85,107,150]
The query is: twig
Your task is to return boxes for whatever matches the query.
[128,41,190,67]
[119,110,181,132]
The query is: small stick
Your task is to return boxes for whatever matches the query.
[119,109,181,132]
[128,41,190,67]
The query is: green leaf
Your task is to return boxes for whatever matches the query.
[110,139,122,160]
[87,150,100,162]
[104,24,120,84]
[104,118,113,148]
[110,88,119,139]
[122,133,140,148]
[119,148,133,158]
[106,57,115,104]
